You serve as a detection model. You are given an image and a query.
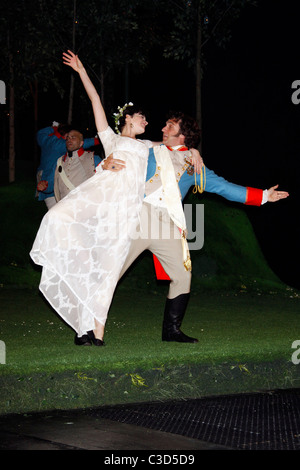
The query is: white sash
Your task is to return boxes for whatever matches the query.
[56,157,76,191]
[153,145,191,271]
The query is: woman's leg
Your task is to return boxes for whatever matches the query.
[93,319,105,340]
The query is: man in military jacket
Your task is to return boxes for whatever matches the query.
[54,129,101,202]
[37,129,101,203]
[103,112,289,344]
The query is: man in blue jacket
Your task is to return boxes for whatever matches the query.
[36,122,100,209]
[102,112,289,344]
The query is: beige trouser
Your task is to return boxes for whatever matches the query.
[45,197,56,210]
[119,202,191,299]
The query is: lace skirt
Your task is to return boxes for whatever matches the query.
[30,153,147,336]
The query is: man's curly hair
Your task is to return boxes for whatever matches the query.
[166,111,201,149]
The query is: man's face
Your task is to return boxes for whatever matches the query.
[66,130,83,152]
[161,119,185,147]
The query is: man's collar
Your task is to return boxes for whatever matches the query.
[166,145,188,151]
[63,147,85,161]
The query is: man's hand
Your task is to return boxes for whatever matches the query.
[189,148,204,174]
[37,180,48,192]
[267,184,289,202]
[102,154,126,172]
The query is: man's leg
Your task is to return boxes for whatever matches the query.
[120,203,198,343]
[149,237,197,343]
[147,208,198,343]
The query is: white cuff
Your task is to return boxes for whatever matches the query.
[262,189,268,205]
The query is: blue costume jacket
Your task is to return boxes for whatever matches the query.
[145,146,263,280]
[145,147,262,206]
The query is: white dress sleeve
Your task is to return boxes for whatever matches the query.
[98,126,117,157]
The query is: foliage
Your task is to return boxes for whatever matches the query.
[0,0,257,129]
[0,0,164,110]
[0,0,64,104]
[162,0,257,69]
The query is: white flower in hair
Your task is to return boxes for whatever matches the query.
[113,102,134,134]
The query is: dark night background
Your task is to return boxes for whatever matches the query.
[2,0,300,290]
[203,0,300,291]
[140,0,300,291]
[200,0,300,291]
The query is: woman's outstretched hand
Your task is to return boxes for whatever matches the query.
[62,50,84,73]
[63,50,108,132]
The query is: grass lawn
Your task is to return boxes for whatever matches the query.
[1,177,300,415]
[1,286,300,415]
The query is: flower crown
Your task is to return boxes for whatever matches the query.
[113,102,134,134]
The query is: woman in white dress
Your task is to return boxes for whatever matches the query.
[30,51,201,347]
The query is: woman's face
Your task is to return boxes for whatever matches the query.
[129,112,148,134]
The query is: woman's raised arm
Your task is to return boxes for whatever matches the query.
[63,50,108,133]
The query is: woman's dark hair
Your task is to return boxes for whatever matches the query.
[166,111,201,149]
[117,104,146,132]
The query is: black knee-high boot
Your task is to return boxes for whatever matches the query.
[162,293,198,343]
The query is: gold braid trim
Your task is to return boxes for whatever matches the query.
[193,165,206,194]
[181,230,192,272]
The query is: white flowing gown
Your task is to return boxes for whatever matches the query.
[30,127,151,336]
